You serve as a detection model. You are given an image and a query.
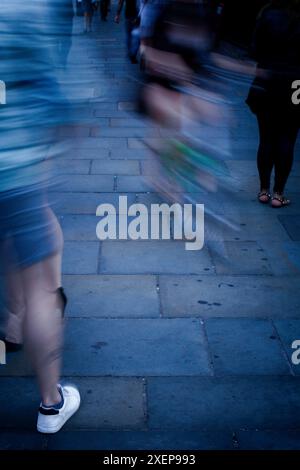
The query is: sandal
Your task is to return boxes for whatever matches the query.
[271,194,290,208]
[258,191,271,204]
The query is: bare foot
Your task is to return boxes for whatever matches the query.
[271,193,290,208]
[258,190,271,204]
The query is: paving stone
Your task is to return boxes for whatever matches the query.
[64,137,128,149]
[225,160,260,177]
[63,175,114,192]
[116,176,150,192]
[110,148,153,160]
[134,192,225,215]
[94,109,134,118]
[58,126,91,138]
[64,148,110,159]
[56,159,91,174]
[159,275,300,318]
[232,176,300,193]
[60,215,98,241]
[63,241,100,274]
[62,318,211,376]
[55,192,136,215]
[0,377,145,430]
[236,430,300,450]
[128,138,163,149]
[0,432,46,450]
[221,192,300,215]
[205,318,290,375]
[118,102,137,111]
[63,275,159,318]
[0,379,39,427]
[100,241,214,275]
[0,347,32,377]
[47,430,234,450]
[91,127,159,138]
[110,118,154,128]
[209,241,273,275]
[91,160,140,175]
[258,241,300,275]
[63,377,145,430]
[147,376,300,430]
[159,126,230,140]
[205,214,290,242]
[233,215,291,241]
[273,320,300,375]
[92,102,118,112]
[278,215,300,241]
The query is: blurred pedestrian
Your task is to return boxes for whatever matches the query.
[52,0,74,67]
[0,0,80,433]
[81,0,98,32]
[100,0,110,21]
[115,0,140,63]
[247,0,300,207]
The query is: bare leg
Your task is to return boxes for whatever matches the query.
[21,211,64,406]
[4,267,25,344]
[4,208,63,347]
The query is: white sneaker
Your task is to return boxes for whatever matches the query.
[37,384,80,434]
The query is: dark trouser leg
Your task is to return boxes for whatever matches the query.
[273,123,299,194]
[256,112,276,190]
[100,0,108,20]
[126,18,139,60]
[126,19,133,56]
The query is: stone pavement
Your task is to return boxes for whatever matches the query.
[1,11,300,451]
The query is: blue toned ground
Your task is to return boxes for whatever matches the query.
[1,11,300,451]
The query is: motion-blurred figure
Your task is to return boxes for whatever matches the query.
[52,0,74,68]
[115,0,140,63]
[0,0,80,433]
[247,0,300,208]
[138,0,241,242]
[81,0,98,32]
[100,0,110,21]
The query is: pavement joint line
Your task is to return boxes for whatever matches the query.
[113,175,118,191]
[97,242,102,275]
[155,275,163,319]
[231,432,240,449]
[142,378,149,431]
[270,319,296,377]
[138,159,143,176]
[201,319,215,377]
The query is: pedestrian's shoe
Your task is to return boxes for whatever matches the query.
[37,384,80,434]
[3,339,23,353]
[271,193,291,208]
[258,190,271,204]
